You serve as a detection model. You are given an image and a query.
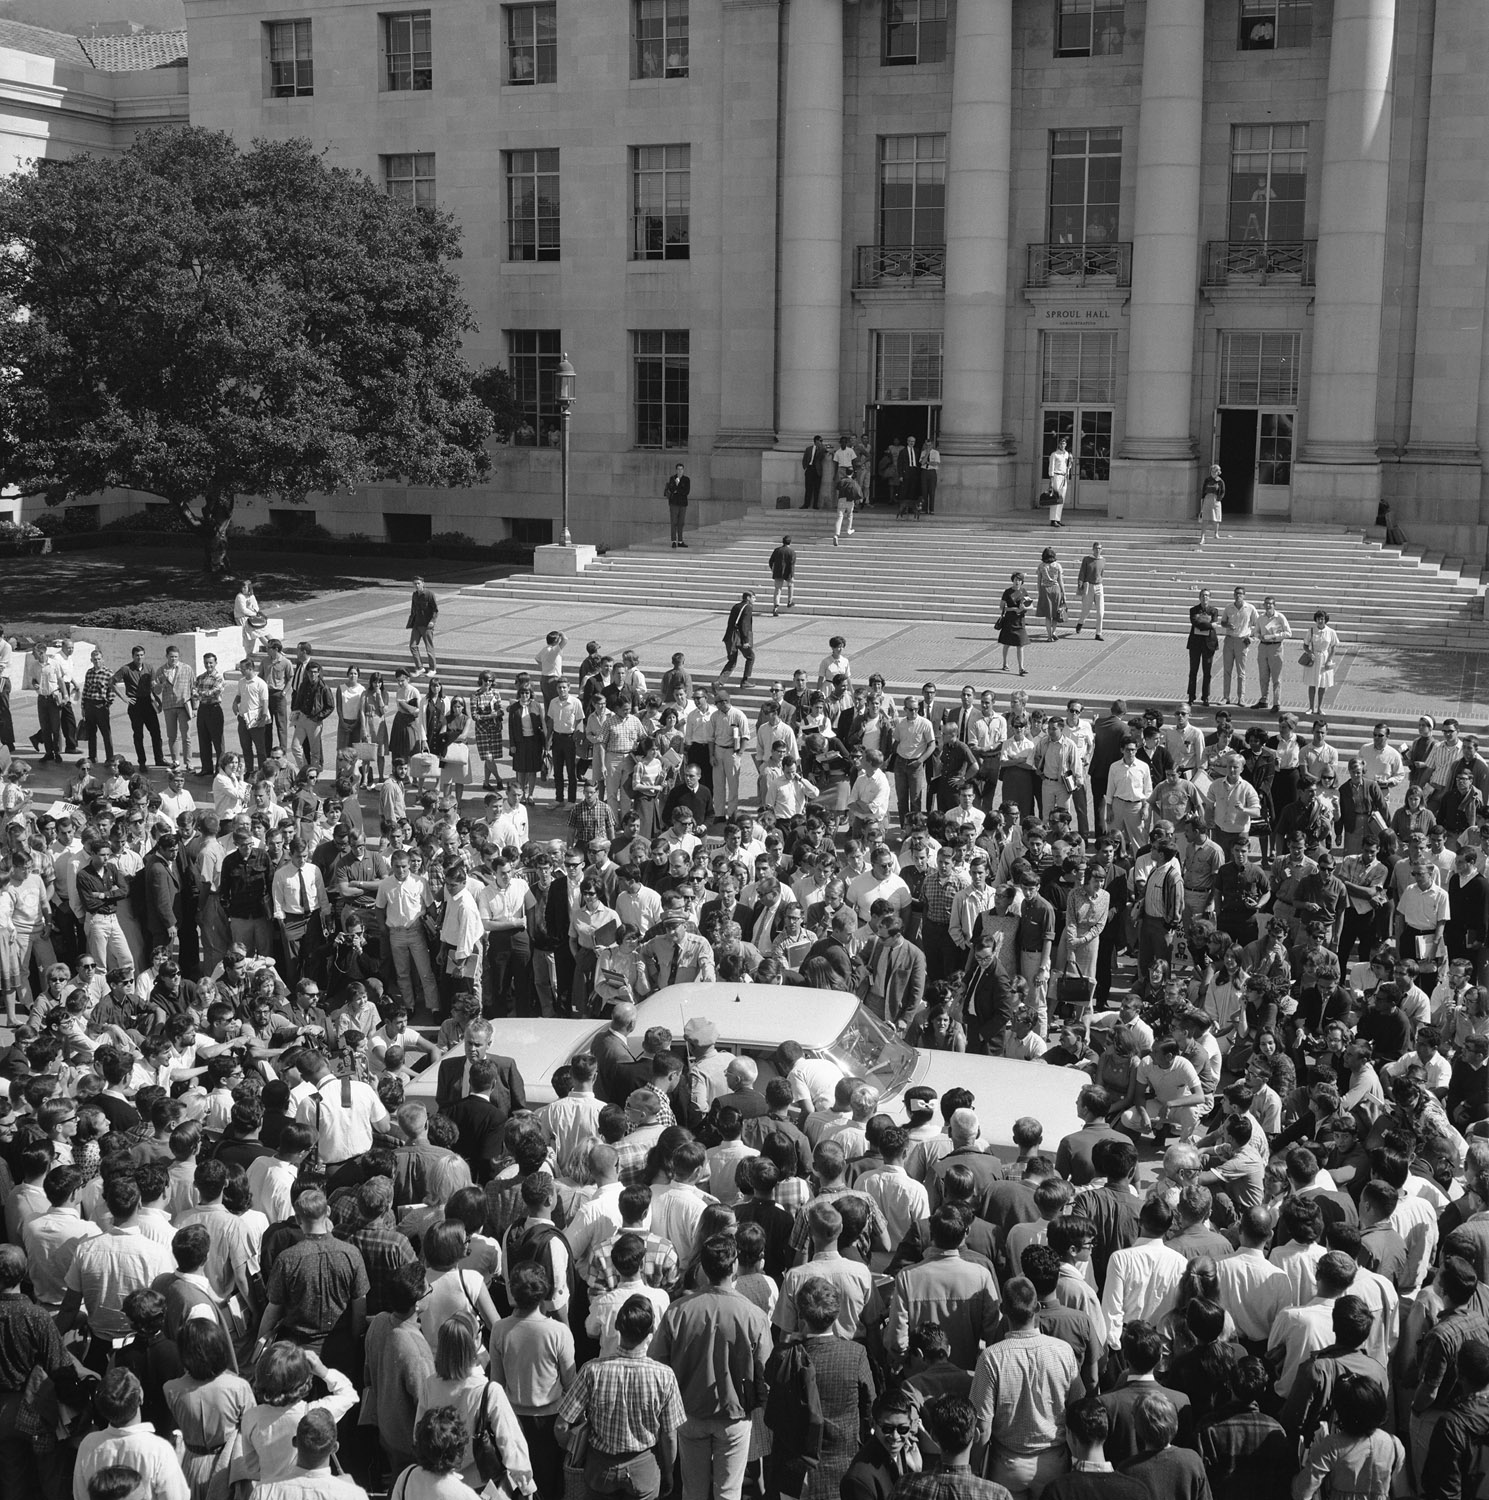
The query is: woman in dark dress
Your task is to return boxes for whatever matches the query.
[422,676,449,757]
[389,668,422,761]
[507,684,547,804]
[998,571,1032,676]
[766,1279,875,1500]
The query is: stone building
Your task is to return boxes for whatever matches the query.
[24,2,1489,555]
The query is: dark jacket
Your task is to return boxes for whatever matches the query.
[725,599,754,650]
[769,544,795,580]
[434,1051,527,1117]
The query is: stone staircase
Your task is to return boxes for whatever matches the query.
[470,510,1488,650]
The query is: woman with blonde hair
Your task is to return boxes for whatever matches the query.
[415,1312,533,1493]
[237,1342,357,1483]
[396,1151,474,1249]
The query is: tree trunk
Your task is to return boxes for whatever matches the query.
[200,497,234,576]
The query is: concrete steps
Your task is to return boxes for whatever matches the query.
[464,512,1487,648]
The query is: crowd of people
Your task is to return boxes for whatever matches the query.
[0,588,1487,1500]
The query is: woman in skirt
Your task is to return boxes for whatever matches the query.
[470,670,505,791]
[390,670,423,762]
[998,571,1032,675]
[363,671,390,780]
[507,683,547,804]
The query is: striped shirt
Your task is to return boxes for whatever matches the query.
[556,1347,686,1456]
[921,870,970,927]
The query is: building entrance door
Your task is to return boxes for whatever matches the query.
[1215,408,1259,514]
[868,403,939,506]
[1040,407,1112,510]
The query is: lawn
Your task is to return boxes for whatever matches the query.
[2,544,506,641]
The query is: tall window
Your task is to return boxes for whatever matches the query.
[383,154,435,210]
[384,12,431,90]
[884,1,947,65]
[634,331,689,448]
[1048,128,1121,246]
[1228,125,1307,241]
[1055,0,1124,57]
[1041,332,1118,405]
[632,146,690,261]
[634,0,688,78]
[1218,332,1301,406]
[879,135,946,249]
[1239,0,1312,50]
[875,333,943,402]
[506,149,560,261]
[507,330,562,445]
[506,3,556,84]
[267,20,313,97]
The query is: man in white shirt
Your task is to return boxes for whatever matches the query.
[1103,741,1153,853]
[375,847,439,1016]
[1219,586,1260,707]
[891,697,936,826]
[1360,722,1406,796]
[477,854,535,1014]
[1099,1198,1186,1351]
[847,845,912,928]
[543,1053,606,1179]
[847,750,892,837]
[1213,1206,1292,1344]
[73,1366,190,1500]
[487,783,531,853]
[293,1053,391,1169]
[708,689,750,821]
[21,1165,100,1308]
[157,763,196,829]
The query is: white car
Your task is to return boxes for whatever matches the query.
[409,982,1084,1157]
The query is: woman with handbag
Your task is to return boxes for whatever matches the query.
[1301,608,1341,714]
[1036,546,1066,642]
[390,669,423,762]
[440,697,472,812]
[998,571,1032,675]
[415,1313,533,1495]
[470,672,505,793]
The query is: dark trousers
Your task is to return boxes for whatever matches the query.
[269,689,290,753]
[198,703,225,776]
[551,732,578,800]
[669,504,687,543]
[1186,646,1215,704]
[32,695,61,757]
[81,706,114,761]
[129,700,163,765]
[238,718,270,775]
[722,644,756,683]
[485,930,534,1018]
[517,1413,565,1500]
[922,918,959,982]
[1338,906,1380,968]
[59,700,78,753]
[803,467,822,509]
[278,914,320,987]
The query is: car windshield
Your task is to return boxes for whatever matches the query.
[818,1005,918,1094]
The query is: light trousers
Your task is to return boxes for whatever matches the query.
[1257,642,1283,704]
[1077,584,1104,632]
[678,1416,751,1500]
[1222,637,1252,700]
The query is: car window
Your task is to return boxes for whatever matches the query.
[820,1005,917,1094]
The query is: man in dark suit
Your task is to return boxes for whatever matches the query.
[722,592,756,686]
[442,1056,510,1183]
[801,908,857,989]
[433,1018,526,1122]
[701,1056,770,1140]
[1090,700,1132,839]
[857,915,926,1029]
[801,435,825,509]
[1099,1321,1194,1462]
[591,1002,639,1106]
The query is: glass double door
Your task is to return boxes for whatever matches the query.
[1041,407,1112,509]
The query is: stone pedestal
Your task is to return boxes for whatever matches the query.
[534,543,598,576]
[1107,458,1202,523]
[935,455,1019,517]
[1289,462,1382,529]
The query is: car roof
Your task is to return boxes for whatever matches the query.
[631,983,856,1050]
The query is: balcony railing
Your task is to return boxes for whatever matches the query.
[1026,241,1133,288]
[854,244,946,288]
[1204,240,1317,286]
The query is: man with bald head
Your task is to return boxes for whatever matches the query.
[926,1109,1006,1210]
[593,1000,639,1105]
[702,1056,769,1142]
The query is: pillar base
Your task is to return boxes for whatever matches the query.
[1290,460,1381,528]
[1107,457,1202,522]
[934,454,1019,516]
[534,543,598,576]
[760,446,812,511]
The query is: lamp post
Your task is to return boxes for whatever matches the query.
[556,353,576,547]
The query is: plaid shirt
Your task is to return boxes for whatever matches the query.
[605,715,644,755]
[587,1229,680,1298]
[922,870,970,926]
[557,1347,686,1456]
[895,1470,1012,1500]
[82,667,114,711]
[774,1176,812,1215]
[339,1215,417,1315]
[787,1188,887,1258]
[569,799,618,847]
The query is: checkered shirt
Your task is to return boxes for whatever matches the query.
[587,1229,680,1299]
[557,1347,686,1456]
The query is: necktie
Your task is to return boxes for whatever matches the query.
[960,710,970,742]
[298,868,311,916]
[668,941,682,986]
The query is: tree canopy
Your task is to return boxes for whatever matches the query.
[0,126,498,571]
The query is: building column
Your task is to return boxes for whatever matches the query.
[937,0,1013,478]
[773,0,844,453]
[1293,0,1397,523]
[1109,0,1203,520]
[1396,0,1489,555]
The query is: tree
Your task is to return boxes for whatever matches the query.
[471,365,523,442]
[0,127,495,573]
